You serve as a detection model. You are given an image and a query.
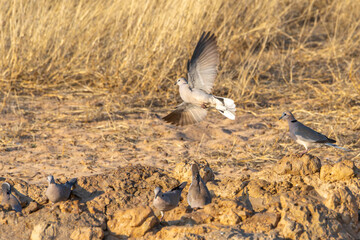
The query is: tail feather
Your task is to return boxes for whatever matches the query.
[219,110,235,120]
[214,97,236,120]
[66,178,77,188]
[325,143,350,151]
[171,182,187,192]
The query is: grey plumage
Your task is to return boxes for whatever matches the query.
[1,182,22,212]
[187,164,212,209]
[153,182,187,221]
[279,111,349,153]
[163,32,236,126]
[45,175,77,203]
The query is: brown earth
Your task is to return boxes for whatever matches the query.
[0,94,359,239]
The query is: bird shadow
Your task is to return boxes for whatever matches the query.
[221,128,233,134]
[102,232,128,239]
[227,228,290,240]
[150,217,197,235]
[235,182,254,213]
[11,186,34,204]
[72,184,104,203]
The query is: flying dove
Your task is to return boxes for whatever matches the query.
[163,32,236,126]
[1,182,22,212]
[45,175,77,203]
[153,182,187,221]
[279,111,349,154]
[187,164,212,209]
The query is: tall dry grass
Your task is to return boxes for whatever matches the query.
[0,0,359,114]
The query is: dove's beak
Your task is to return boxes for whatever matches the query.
[174,81,177,85]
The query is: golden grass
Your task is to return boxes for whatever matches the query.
[0,0,359,169]
[0,0,358,101]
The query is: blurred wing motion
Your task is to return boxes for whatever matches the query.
[187,32,219,93]
[162,102,207,126]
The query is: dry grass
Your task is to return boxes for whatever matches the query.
[0,0,359,178]
[0,0,358,100]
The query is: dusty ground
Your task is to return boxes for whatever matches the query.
[1,91,358,184]
[0,91,359,239]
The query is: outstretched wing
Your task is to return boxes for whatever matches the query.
[162,102,207,126]
[187,32,219,94]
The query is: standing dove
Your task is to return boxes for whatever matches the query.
[279,111,349,154]
[153,182,187,221]
[45,175,77,203]
[163,32,236,126]
[1,182,22,212]
[187,164,212,209]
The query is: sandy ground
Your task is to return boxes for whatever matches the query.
[0,91,358,185]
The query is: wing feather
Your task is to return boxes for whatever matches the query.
[187,32,219,93]
[294,122,336,143]
[162,103,207,126]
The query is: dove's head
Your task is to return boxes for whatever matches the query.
[154,187,162,198]
[279,111,295,121]
[1,182,11,195]
[47,175,55,184]
[175,77,188,86]
[191,163,200,177]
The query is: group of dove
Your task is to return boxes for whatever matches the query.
[2,32,350,222]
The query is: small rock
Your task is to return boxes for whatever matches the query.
[88,206,96,214]
[173,160,215,183]
[320,160,357,182]
[324,186,358,229]
[59,200,80,213]
[276,154,321,176]
[149,225,210,239]
[30,222,57,240]
[107,205,158,238]
[203,199,252,225]
[245,179,277,212]
[181,210,214,225]
[242,212,280,232]
[70,227,104,240]
[2,203,13,212]
[24,201,39,214]
[202,163,215,183]
[280,217,304,239]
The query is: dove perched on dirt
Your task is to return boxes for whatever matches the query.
[187,164,212,209]
[1,182,22,212]
[279,111,349,154]
[153,182,187,221]
[45,175,77,203]
[163,32,236,126]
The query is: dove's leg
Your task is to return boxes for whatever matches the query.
[300,147,308,156]
[201,102,210,109]
[159,211,164,222]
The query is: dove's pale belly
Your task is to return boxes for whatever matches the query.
[295,139,317,150]
[179,85,213,106]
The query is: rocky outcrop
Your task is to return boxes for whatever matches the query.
[1,155,359,239]
[107,205,158,238]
